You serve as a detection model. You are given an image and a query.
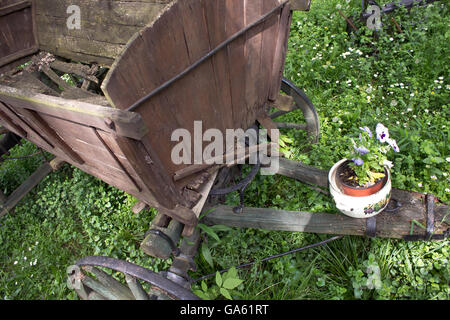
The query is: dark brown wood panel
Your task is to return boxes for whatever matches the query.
[225,0,247,130]
[0,0,38,67]
[0,85,148,140]
[34,0,172,66]
[0,100,53,149]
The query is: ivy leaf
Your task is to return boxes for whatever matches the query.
[220,288,232,300]
[222,278,244,290]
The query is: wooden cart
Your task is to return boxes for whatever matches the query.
[0,0,447,300]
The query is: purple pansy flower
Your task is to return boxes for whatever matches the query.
[387,138,400,152]
[359,126,372,137]
[352,158,364,165]
[376,123,389,143]
[354,145,370,155]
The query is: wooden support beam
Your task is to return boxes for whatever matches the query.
[0,161,52,218]
[173,142,275,182]
[278,157,328,187]
[18,108,85,165]
[0,101,53,147]
[275,122,307,130]
[0,85,148,140]
[49,157,65,171]
[0,126,9,135]
[268,93,295,111]
[49,60,99,84]
[0,105,27,138]
[181,170,219,237]
[257,112,279,140]
[202,194,449,240]
[131,201,148,215]
[289,0,311,11]
[39,65,95,99]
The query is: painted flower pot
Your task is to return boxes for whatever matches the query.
[329,159,391,218]
[336,160,388,197]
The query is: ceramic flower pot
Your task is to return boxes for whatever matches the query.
[329,159,391,218]
[336,160,388,197]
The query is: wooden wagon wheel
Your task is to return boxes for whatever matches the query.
[270,78,320,145]
[67,256,199,300]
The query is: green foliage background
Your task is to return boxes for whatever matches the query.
[1,0,449,299]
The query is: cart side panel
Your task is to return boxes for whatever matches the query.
[0,85,172,209]
[34,0,173,67]
[0,0,38,68]
[102,0,291,183]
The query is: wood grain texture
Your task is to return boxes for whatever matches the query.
[34,0,172,66]
[0,84,148,140]
[202,194,449,239]
[102,0,289,184]
[0,0,38,67]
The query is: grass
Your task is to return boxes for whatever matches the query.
[1,0,449,300]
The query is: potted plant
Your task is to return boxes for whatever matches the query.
[329,124,399,218]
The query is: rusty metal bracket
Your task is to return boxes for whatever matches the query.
[403,194,449,241]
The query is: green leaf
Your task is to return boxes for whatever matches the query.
[210,225,233,233]
[201,243,214,268]
[225,267,238,281]
[201,280,208,292]
[220,288,232,300]
[215,271,222,287]
[193,289,210,300]
[198,224,221,242]
[199,208,216,220]
[222,278,244,290]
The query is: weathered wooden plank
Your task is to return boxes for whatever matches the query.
[203,0,234,131]
[0,0,31,16]
[269,2,291,101]
[268,92,295,111]
[18,108,85,164]
[0,1,38,67]
[125,275,149,300]
[0,85,149,140]
[202,198,449,240]
[34,0,172,66]
[2,71,60,96]
[114,135,183,211]
[181,170,219,237]
[277,157,329,187]
[39,65,95,99]
[244,0,264,129]
[0,104,27,137]
[226,0,247,129]
[256,111,278,140]
[91,127,142,192]
[289,0,311,11]
[49,60,98,84]
[0,157,65,217]
[260,0,282,108]
[131,201,148,215]
[177,0,226,136]
[0,101,53,148]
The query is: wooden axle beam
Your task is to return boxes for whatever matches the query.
[202,158,449,240]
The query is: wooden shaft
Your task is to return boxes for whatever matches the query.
[0,162,53,217]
